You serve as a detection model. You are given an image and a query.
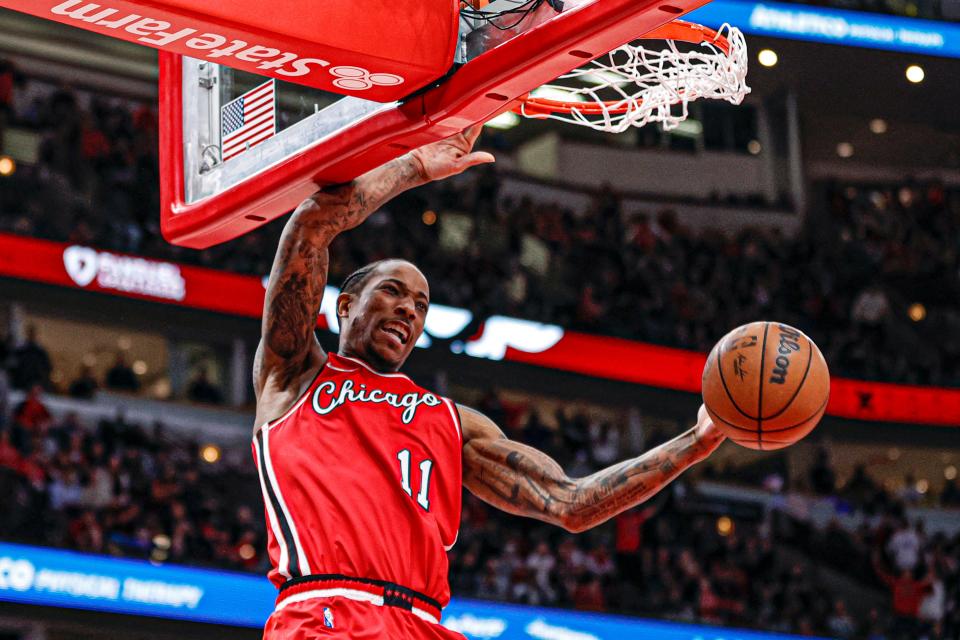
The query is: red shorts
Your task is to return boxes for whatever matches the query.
[263,596,466,640]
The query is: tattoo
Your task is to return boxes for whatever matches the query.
[463,413,711,533]
[256,156,423,392]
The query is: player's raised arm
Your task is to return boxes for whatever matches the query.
[460,404,725,533]
[254,129,494,406]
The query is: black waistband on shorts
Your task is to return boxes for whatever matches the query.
[278,573,442,620]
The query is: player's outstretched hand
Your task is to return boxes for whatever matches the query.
[693,404,726,460]
[409,126,495,182]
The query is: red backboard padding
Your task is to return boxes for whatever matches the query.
[159,0,715,247]
[5,0,460,101]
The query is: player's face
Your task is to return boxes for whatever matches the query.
[341,261,429,371]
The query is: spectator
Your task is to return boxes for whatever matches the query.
[886,518,922,572]
[851,284,891,328]
[941,478,960,506]
[809,447,836,495]
[588,420,620,466]
[827,599,857,639]
[918,567,945,639]
[573,575,606,612]
[0,429,20,469]
[0,363,9,430]
[526,541,557,603]
[68,364,98,399]
[10,325,52,390]
[12,384,51,431]
[872,551,934,640]
[898,474,924,506]
[187,366,223,405]
[105,354,139,392]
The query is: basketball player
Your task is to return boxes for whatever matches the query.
[253,126,725,638]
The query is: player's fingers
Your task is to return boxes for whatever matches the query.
[458,151,496,169]
[463,125,484,146]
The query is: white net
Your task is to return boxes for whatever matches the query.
[516,23,750,132]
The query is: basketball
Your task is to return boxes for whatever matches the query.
[702,322,830,450]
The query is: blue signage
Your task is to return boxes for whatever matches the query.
[0,542,813,638]
[443,599,821,639]
[0,542,275,627]
[688,0,960,58]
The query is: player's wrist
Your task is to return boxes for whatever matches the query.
[689,424,724,462]
[401,152,432,186]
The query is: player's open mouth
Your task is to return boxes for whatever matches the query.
[380,322,410,345]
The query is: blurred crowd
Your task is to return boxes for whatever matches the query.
[0,388,265,572]
[1,382,958,638]
[784,447,960,639]
[3,66,960,388]
[0,324,225,404]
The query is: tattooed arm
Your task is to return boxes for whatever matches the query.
[460,404,725,533]
[254,128,493,427]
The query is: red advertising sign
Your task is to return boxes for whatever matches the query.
[0,233,266,318]
[506,333,960,426]
[0,233,957,425]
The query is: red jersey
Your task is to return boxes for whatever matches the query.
[253,353,463,608]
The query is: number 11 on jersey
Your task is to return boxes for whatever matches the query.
[396,449,433,510]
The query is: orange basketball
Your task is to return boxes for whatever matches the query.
[702,321,830,450]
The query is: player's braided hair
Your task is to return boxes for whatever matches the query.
[339,259,389,296]
[336,260,389,329]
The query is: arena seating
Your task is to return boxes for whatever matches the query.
[1,70,959,387]
[0,383,957,638]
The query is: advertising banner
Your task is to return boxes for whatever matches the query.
[0,543,813,638]
[690,0,960,58]
[0,233,957,425]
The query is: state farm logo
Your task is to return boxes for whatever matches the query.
[63,245,186,301]
[51,1,405,90]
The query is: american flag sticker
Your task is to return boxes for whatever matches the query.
[220,79,276,162]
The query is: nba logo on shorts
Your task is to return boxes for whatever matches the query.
[322,607,335,628]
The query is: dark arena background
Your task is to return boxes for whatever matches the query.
[0,0,959,638]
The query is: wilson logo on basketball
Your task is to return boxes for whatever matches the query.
[768,325,802,385]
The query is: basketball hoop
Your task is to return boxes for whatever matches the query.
[514,20,750,132]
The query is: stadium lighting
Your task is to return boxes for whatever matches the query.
[484,111,520,130]
[0,156,15,176]
[201,444,222,463]
[869,118,888,134]
[905,64,925,83]
[836,142,854,158]
[716,516,734,536]
[757,49,778,67]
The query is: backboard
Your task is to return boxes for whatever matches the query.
[9,0,460,101]
[5,0,722,247]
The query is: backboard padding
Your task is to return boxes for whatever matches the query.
[160,0,716,247]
